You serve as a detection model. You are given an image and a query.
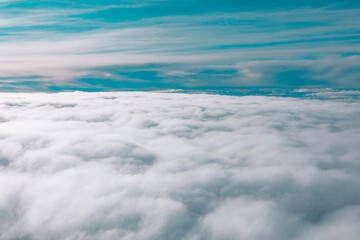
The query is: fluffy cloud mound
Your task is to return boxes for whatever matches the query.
[0,91,359,240]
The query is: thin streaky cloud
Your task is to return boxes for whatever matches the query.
[0,1,359,90]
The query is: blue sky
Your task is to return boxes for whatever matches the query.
[0,0,359,91]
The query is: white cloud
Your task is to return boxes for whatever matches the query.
[0,92,359,239]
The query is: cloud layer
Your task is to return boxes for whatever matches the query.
[0,92,359,239]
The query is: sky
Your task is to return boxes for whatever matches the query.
[0,91,359,239]
[0,0,359,91]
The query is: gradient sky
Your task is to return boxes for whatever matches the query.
[0,0,359,91]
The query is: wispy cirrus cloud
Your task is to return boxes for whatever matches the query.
[0,1,359,90]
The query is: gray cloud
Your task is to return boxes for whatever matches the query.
[0,91,359,239]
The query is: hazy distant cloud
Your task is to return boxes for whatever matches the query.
[65,56,360,91]
[0,92,359,239]
[235,56,360,88]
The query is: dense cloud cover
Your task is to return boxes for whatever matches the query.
[0,91,359,240]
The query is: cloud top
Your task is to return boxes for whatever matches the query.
[0,91,359,239]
